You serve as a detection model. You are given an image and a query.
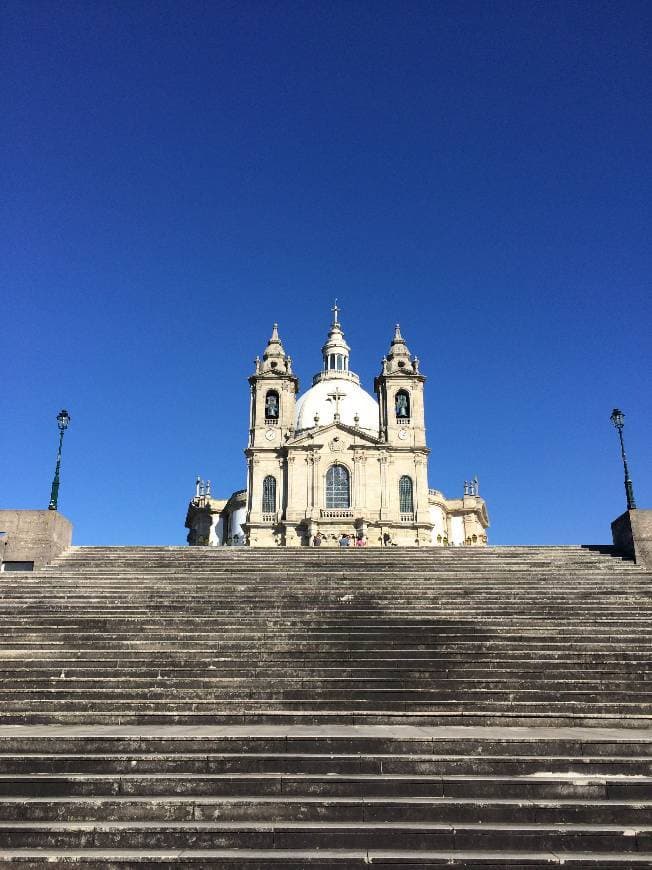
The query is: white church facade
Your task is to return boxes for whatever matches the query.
[186,308,489,547]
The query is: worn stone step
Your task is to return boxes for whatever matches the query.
[0,820,651,850]
[2,729,650,756]
[0,752,649,776]
[2,682,650,699]
[4,713,652,729]
[0,795,650,824]
[0,772,649,799]
[2,697,651,714]
[2,849,652,869]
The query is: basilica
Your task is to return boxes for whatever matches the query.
[185,308,489,547]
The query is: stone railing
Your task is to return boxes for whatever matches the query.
[400,512,415,523]
[262,513,276,523]
[264,418,279,425]
[396,417,411,425]
[320,509,354,519]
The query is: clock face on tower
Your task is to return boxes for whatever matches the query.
[398,428,408,440]
[264,428,276,441]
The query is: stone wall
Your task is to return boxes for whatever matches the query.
[611,509,652,569]
[0,511,73,569]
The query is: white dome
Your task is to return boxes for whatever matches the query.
[294,376,379,435]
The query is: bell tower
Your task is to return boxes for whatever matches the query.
[244,324,298,544]
[374,324,426,448]
[375,324,431,533]
[248,323,298,447]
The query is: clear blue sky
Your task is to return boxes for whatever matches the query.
[2,0,650,546]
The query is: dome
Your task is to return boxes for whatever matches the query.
[294,376,379,436]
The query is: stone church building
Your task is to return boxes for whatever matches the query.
[186,308,489,547]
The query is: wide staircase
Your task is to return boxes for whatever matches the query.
[0,545,650,867]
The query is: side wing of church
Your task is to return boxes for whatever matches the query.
[186,309,489,547]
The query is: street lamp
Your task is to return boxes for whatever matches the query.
[48,409,71,511]
[610,408,636,511]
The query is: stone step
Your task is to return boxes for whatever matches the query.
[2,697,651,712]
[1,729,650,754]
[3,637,650,648]
[3,714,652,730]
[0,753,650,775]
[2,849,652,869]
[3,679,649,692]
[2,656,647,669]
[0,795,650,824]
[0,820,651,851]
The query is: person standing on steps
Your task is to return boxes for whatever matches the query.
[339,533,350,548]
[313,532,322,547]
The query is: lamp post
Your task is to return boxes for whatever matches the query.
[610,408,636,511]
[48,409,71,511]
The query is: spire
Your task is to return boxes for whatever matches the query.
[265,322,284,353]
[321,303,350,374]
[256,322,290,375]
[382,322,418,375]
[311,303,362,386]
[390,323,409,353]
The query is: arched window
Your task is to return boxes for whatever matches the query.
[262,476,276,513]
[399,476,414,513]
[395,390,410,419]
[326,464,350,508]
[265,390,279,419]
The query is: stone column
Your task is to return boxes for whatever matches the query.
[359,454,367,510]
[246,458,254,514]
[286,455,295,517]
[311,451,321,518]
[379,452,388,521]
[246,457,261,518]
[413,453,429,523]
[305,455,314,512]
[248,385,255,447]
[352,451,362,510]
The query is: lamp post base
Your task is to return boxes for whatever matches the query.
[611,509,652,569]
[0,510,72,569]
